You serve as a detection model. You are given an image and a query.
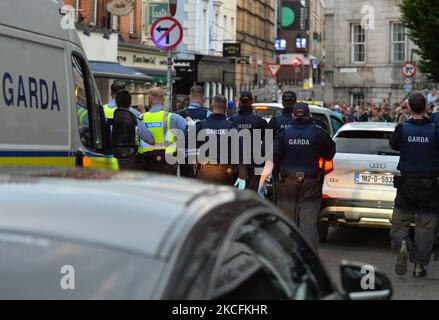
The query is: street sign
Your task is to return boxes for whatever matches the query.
[404,78,413,86]
[268,78,276,86]
[267,64,282,77]
[402,62,416,78]
[223,43,241,58]
[236,56,250,64]
[148,3,169,25]
[150,17,183,51]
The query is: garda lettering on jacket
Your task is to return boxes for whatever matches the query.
[289,139,310,146]
[238,123,252,129]
[206,129,228,135]
[408,136,430,143]
[1,72,60,111]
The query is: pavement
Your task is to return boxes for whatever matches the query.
[318,225,439,300]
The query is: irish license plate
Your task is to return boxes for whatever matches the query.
[355,173,394,185]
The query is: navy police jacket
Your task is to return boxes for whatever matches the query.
[273,118,336,174]
[390,118,439,175]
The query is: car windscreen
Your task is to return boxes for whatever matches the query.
[0,230,164,299]
[335,130,398,155]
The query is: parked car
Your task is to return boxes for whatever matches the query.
[319,122,399,241]
[0,169,392,300]
[252,103,344,137]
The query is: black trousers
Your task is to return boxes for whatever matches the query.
[195,164,236,186]
[142,151,178,176]
[390,175,439,265]
[117,154,145,172]
[245,165,262,192]
[276,173,323,249]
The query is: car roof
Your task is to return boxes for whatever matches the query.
[253,102,335,115]
[337,122,397,133]
[0,169,245,260]
[0,0,81,44]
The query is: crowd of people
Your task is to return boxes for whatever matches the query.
[325,88,439,124]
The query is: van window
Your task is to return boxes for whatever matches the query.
[72,55,104,151]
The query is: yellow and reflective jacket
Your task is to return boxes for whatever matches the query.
[139,110,176,154]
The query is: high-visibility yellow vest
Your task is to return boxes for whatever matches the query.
[103,104,116,119]
[77,107,88,126]
[139,110,176,154]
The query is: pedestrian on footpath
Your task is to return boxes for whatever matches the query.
[389,92,439,277]
[229,92,268,191]
[258,103,336,248]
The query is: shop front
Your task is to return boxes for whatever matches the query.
[174,54,236,108]
[117,42,176,106]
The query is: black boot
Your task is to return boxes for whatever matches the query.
[413,264,427,278]
[395,240,409,276]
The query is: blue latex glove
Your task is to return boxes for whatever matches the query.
[258,182,267,199]
[234,178,246,190]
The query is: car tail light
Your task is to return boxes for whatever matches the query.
[322,194,330,199]
[319,158,334,175]
[255,106,269,110]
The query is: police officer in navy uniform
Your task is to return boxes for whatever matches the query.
[194,95,247,188]
[258,103,336,248]
[268,90,297,133]
[390,93,439,277]
[229,92,268,190]
[180,85,212,177]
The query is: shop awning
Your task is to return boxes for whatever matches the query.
[90,61,153,82]
[132,67,178,85]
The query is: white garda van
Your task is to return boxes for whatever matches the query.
[0,0,135,170]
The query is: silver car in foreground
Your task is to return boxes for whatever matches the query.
[0,169,392,300]
[319,123,399,241]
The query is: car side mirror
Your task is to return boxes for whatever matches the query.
[112,109,138,159]
[340,261,392,300]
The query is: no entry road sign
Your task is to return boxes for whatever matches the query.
[150,17,183,51]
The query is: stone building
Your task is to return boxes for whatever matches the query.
[235,0,276,100]
[324,0,427,106]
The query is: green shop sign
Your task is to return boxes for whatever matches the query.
[149,3,169,25]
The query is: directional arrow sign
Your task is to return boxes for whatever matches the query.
[150,17,183,51]
[402,61,416,78]
[267,64,282,77]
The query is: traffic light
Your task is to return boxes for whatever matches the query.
[293,57,302,67]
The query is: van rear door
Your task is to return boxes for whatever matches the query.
[0,25,73,167]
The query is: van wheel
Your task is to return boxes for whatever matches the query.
[318,221,330,242]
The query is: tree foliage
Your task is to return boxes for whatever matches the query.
[400,0,439,82]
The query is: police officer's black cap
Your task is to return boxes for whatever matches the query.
[282,90,297,102]
[240,91,253,104]
[293,102,310,118]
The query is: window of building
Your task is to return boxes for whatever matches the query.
[90,0,97,25]
[112,14,119,31]
[351,24,365,63]
[231,17,235,36]
[129,10,135,34]
[71,0,80,23]
[391,23,406,63]
[351,93,364,108]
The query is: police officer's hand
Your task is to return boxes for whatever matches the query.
[257,182,267,199]
[234,178,246,191]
